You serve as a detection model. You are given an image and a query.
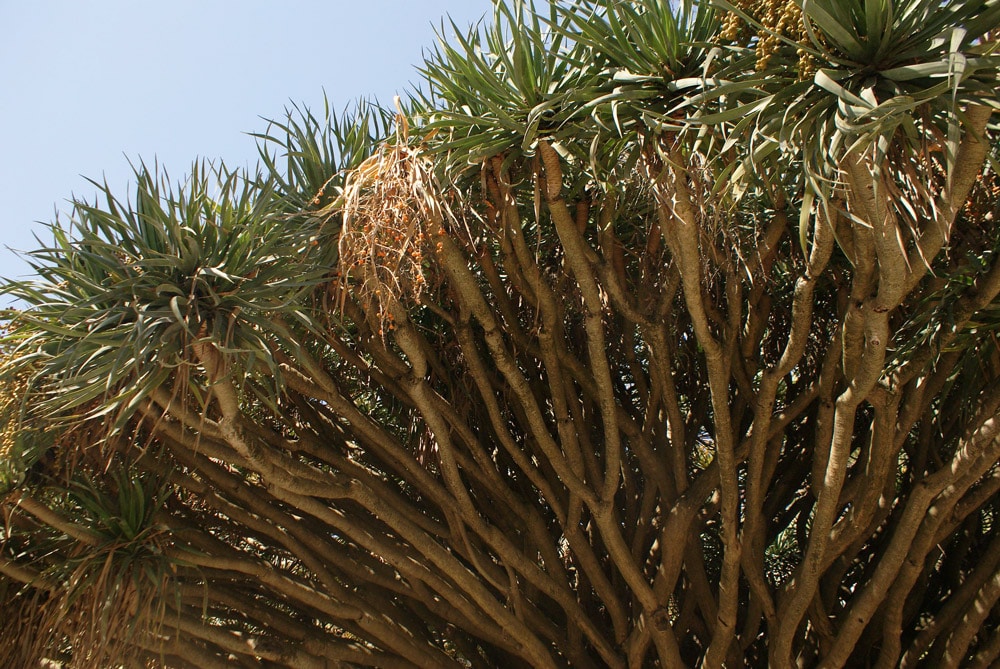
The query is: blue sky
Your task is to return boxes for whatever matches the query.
[0,1,494,281]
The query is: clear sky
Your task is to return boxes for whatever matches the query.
[0,1,494,281]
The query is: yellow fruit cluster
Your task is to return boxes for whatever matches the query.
[718,0,816,79]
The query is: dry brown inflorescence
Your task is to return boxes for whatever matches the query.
[326,107,451,337]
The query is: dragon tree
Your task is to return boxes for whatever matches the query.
[2,1,1000,667]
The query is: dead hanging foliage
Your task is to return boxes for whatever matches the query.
[0,530,171,669]
[328,99,451,336]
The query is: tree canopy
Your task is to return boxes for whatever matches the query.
[2,1,1000,667]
